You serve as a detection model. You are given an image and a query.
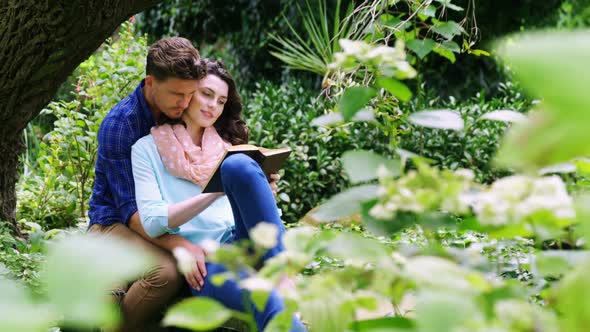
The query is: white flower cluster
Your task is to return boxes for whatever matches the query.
[470,175,575,226]
[370,166,575,227]
[370,165,474,220]
[250,222,279,249]
[329,39,417,79]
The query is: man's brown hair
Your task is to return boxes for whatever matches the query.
[146,37,205,81]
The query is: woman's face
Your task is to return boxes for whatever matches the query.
[184,74,228,129]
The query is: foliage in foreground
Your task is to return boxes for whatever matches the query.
[160,29,590,332]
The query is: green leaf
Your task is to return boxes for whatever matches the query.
[376,77,413,102]
[265,307,296,332]
[342,150,401,183]
[494,31,590,170]
[534,251,587,278]
[339,87,377,121]
[432,21,464,40]
[0,278,55,331]
[163,297,232,331]
[418,6,437,20]
[311,109,375,126]
[433,44,456,63]
[408,110,464,130]
[441,41,461,53]
[406,39,436,59]
[415,291,477,332]
[479,110,527,123]
[327,232,389,261]
[468,49,491,56]
[539,162,577,175]
[251,290,271,312]
[311,184,380,222]
[351,316,416,331]
[44,234,154,329]
[553,261,590,332]
[435,0,464,11]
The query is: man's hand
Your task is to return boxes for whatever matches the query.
[269,173,280,197]
[182,242,208,291]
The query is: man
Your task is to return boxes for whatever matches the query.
[88,37,209,331]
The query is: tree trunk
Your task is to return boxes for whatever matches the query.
[0,0,162,230]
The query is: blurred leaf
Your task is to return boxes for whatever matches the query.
[342,150,401,183]
[44,234,154,328]
[163,297,232,331]
[409,110,464,130]
[339,87,377,121]
[376,77,413,102]
[406,39,436,59]
[0,278,55,331]
[468,49,490,56]
[301,297,352,332]
[414,291,478,332]
[311,185,379,222]
[311,109,375,126]
[479,110,527,123]
[539,162,577,175]
[327,232,390,261]
[534,256,569,279]
[350,316,415,331]
[553,261,590,332]
[406,256,488,294]
[495,31,590,170]
[435,0,464,11]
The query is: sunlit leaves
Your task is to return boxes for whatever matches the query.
[376,77,413,102]
[479,110,528,123]
[408,110,464,130]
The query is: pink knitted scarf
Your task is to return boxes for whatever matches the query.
[151,124,231,188]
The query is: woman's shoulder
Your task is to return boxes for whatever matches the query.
[132,133,157,154]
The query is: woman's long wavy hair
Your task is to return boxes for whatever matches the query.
[206,59,249,145]
[157,59,248,145]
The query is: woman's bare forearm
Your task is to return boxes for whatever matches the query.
[167,192,224,228]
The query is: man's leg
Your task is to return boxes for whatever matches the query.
[88,223,184,331]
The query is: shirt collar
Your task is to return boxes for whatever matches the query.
[135,79,156,126]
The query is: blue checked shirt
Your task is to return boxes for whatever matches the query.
[88,80,156,227]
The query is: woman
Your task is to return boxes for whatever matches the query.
[131,59,305,331]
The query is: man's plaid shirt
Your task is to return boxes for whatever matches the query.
[88,80,156,227]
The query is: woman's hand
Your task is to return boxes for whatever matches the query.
[182,242,208,291]
[269,173,280,197]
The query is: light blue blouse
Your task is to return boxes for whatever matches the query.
[131,135,235,245]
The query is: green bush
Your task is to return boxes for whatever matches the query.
[17,22,147,230]
[243,79,391,223]
[399,81,533,183]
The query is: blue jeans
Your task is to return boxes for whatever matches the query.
[190,154,306,332]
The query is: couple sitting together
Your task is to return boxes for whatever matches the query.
[87,37,305,331]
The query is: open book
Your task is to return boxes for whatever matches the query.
[202,144,292,193]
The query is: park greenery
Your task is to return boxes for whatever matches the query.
[2,0,590,331]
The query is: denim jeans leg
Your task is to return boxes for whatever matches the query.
[221,153,286,260]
